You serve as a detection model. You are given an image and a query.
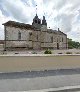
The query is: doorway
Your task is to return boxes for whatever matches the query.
[57,43,59,49]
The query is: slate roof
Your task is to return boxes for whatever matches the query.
[3,21,67,36]
[3,21,35,30]
[47,29,67,36]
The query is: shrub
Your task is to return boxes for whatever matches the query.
[15,53,19,54]
[76,52,80,54]
[44,49,52,54]
[32,51,37,54]
[66,52,72,54]
[58,53,63,54]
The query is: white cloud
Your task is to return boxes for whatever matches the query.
[0,0,36,23]
[0,0,80,42]
[0,10,8,40]
[0,10,15,39]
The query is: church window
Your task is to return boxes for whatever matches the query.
[29,32,32,40]
[18,31,21,40]
[38,21,40,24]
[35,20,37,23]
[37,34,38,40]
[51,36,53,43]
[59,37,61,42]
[62,37,63,42]
[54,36,56,42]
[29,32,32,36]
[57,38,58,42]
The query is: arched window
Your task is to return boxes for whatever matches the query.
[38,21,40,24]
[35,20,37,23]
[57,38,58,42]
[18,31,21,40]
[29,32,32,40]
[62,37,63,42]
[29,32,32,36]
[37,34,38,40]
[51,36,53,43]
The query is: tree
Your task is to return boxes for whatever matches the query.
[68,38,80,49]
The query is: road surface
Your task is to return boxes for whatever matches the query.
[0,69,80,92]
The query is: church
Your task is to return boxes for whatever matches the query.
[3,14,68,50]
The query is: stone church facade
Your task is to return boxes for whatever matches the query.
[3,14,68,50]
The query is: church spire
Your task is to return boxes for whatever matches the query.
[32,5,41,29]
[36,5,37,16]
[42,15,47,26]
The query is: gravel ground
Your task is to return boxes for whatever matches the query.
[1,49,80,54]
[0,55,80,72]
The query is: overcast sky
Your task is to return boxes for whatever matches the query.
[0,0,80,42]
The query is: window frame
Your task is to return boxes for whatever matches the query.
[18,31,21,40]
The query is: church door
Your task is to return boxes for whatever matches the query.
[57,43,59,49]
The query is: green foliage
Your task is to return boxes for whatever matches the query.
[66,52,72,54]
[76,52,80,54]
[44,49,52,54]
[32,51,37,54]
[68,38,80,49]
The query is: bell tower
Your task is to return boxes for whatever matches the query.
[32,5,41,29]
[32,14,41,29]
[42,16,47,26]
[41,15,47,32]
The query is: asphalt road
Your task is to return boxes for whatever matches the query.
[0,69,80,92]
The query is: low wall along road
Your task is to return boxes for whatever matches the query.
[0,55,80,72]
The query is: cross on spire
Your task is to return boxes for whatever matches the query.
[36,5,37,16]
[44,12,45,16]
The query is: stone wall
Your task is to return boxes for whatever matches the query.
[5,26,33,48]
[4,26,67,50]
[6,41,32,48]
